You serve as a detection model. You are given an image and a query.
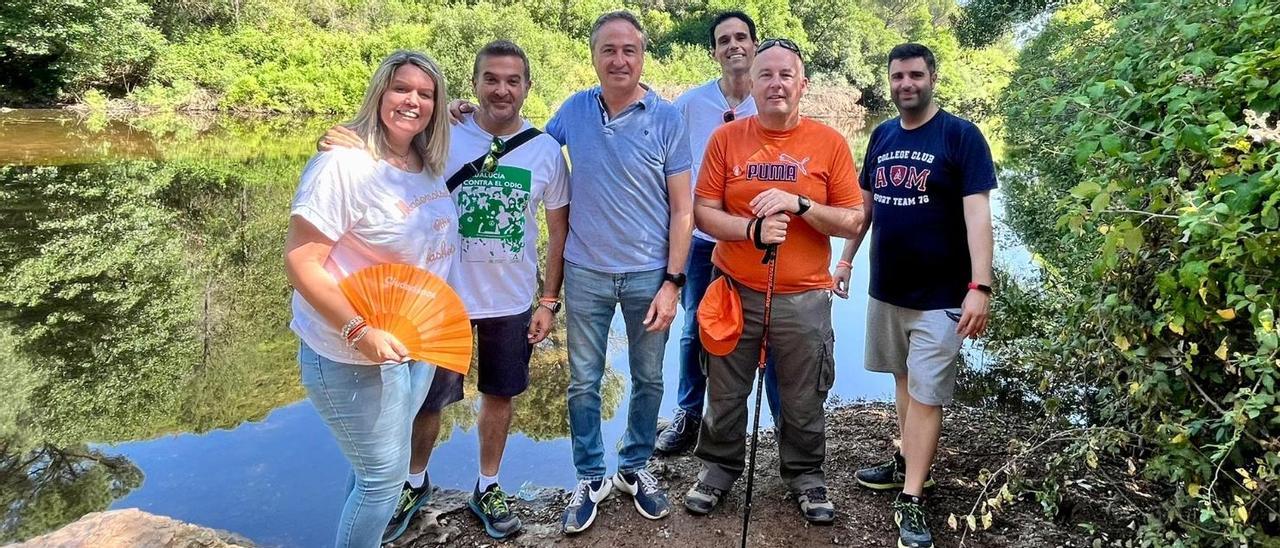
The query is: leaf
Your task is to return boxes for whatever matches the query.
[1123,227,1143,253]
[1090,191,1111,212]
[1215,339,1229,361]
[1086,450,1099,469]
[1101,134,1123,155]
[1217,309,1236,320]
[966,514,977,531]
[1236,505,1249,523]
[1115,335,1131,351]
[1187,483,1201,498]
[947,513,958,530]
[1069,181,1102,198]
[981,512,993,530]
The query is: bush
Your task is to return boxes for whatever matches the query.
[994,0,1280,543]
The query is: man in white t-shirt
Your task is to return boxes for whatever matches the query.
[657,11,781,454]
[323,40,570,542]
[407,40,569,542]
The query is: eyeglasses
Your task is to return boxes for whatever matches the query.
[481,136,506,174]
[723,109,735,123]
[755,38,803,61]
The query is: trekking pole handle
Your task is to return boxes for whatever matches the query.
[761,244,777,264]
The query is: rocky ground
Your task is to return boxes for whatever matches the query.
[394,402,1147,548]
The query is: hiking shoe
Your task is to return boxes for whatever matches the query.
[468,482,522,539]
[855,452,935,491]
[655,409,701,453]
[683,481,725,515]
[894,493,933,548]
[382,480,431,543]
[612,470,671,520]
[797,486,835,524]
[561,478,612,534]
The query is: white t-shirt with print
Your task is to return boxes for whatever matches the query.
[674,79,758,243]
[289,148,460,365]
[447,114,570,319]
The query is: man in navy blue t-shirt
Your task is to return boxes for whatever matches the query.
[833,43,996,548]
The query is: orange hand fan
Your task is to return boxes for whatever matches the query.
[339,264,473,375]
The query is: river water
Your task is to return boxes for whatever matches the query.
[0,108,1024,546]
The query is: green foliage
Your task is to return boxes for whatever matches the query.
[0,0,166,102]
[994,0,1280,543]
[0,0,1016,118]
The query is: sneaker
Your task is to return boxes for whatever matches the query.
[612,470,671,520]
[855,452,935,491]
[683,481,725,515]
[655,409,701,453]
[468,482,522,539]
[797,486,835,524]
[381,480,431,544]
[894,493,933,548]
[560,478,612,534]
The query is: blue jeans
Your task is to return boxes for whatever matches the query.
[565,263,668,480]
[299,343,434,548]
[678,237,781,419]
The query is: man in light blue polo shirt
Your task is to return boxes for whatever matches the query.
[547,10,693,535]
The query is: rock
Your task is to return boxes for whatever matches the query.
[12,508,253,548]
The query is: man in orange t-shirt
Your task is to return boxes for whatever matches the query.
[684,38,865,524]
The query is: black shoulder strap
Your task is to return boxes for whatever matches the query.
[446,127,544,192]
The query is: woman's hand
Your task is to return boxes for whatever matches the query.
[448,99,475,124]
[317,126,365,152]
[353,328,410,363]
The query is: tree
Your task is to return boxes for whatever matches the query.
[0,0,166,102]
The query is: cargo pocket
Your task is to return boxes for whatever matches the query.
[816,333,836,392]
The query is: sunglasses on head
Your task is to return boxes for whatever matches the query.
[723,110,735,123]
[481,136,506,174]
[755,38,803,61]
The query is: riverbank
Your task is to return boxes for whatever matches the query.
[391,402,1145,547]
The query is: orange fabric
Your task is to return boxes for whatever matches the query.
[698,277,743,356]
[695,117,862,293]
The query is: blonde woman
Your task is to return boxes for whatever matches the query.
[283,50,456,548]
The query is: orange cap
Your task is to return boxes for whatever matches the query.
[698,277,743,357]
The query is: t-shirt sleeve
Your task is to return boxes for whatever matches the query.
[827,136,862,208]
[545,101,568,145]
[543,144,571,209]
[663,111,693,176]
[290,150,373,241]
[694,128,728,201]
[957,121,998,195]
[858,125,881,192]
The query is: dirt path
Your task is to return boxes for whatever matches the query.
[395,403,1139,547]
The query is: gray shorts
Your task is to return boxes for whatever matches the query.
[864,297,964,406]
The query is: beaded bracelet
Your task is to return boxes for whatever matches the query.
[346,324,370,348]
[340,316,366,340]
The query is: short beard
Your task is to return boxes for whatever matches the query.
[894,89,933,115]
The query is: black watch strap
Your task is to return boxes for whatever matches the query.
[796,195,812,216]
[663,272,686,288]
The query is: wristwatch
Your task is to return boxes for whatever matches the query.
[796,195,812,216]
[539,299,562,314]
[663,272,687,288]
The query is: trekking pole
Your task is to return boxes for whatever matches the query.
[740,243,778,548]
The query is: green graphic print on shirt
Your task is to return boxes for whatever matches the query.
[456,165,532,263]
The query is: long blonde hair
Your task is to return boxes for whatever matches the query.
[345,51,450,177]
